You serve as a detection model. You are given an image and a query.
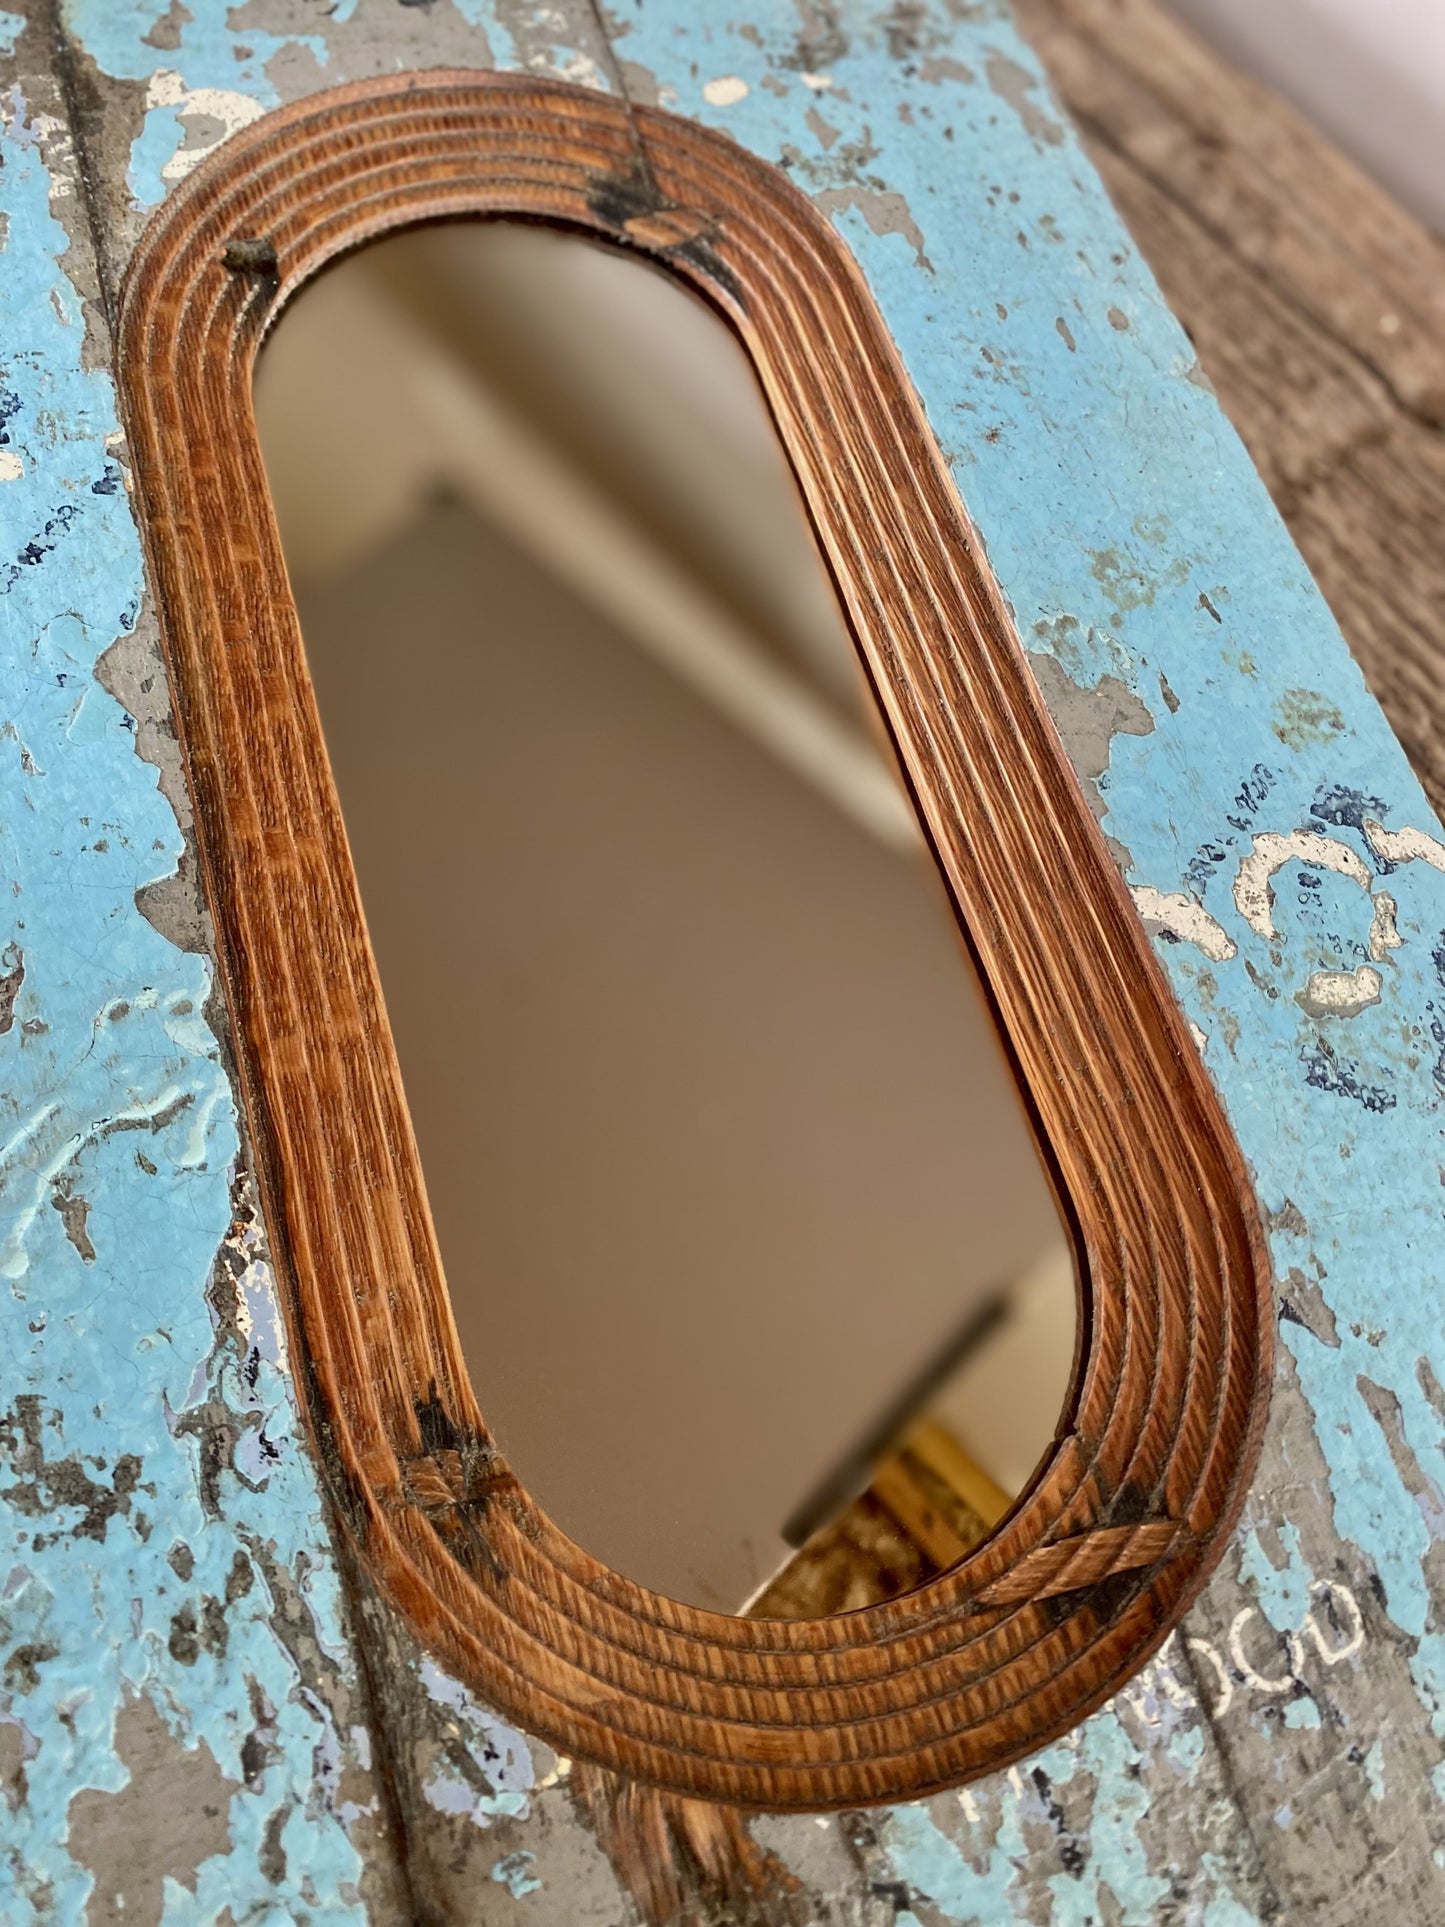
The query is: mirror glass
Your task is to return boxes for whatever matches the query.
[255,222,1078,1617]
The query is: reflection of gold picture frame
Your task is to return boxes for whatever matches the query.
[117,69,1271,1808]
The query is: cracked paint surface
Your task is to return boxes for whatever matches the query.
[11,0,1445,1917]
[0,41,389,1925]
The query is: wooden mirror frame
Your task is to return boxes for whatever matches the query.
[116,69,1271,1809]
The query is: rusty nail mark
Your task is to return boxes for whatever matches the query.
[222,238,278,276]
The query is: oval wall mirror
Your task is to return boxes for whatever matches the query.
[117,70,1271,1807]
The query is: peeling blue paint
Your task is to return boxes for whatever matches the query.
[0,69,371,1925]
[874,1646,1257,1921]
[60,0,323,207]
[25,0,1445,1914]
[1240,1522,1315,1632]
[880,1723,1211,1923]
[1201,1862,1265,1927]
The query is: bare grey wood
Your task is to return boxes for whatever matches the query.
[1018,0,1445,819]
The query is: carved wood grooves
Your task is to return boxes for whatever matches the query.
[115,71,1272,1808]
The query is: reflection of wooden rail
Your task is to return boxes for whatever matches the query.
[749,1420,1011,1620]
[876,1421,1011,1571]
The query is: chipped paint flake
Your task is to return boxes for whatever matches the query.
[492,1849,542,1899]
[1368,889,1402,960]
[702,75,749,107]
[1295,965,1383,1020]
[1363,817,1445,874]
[1233,830,1374,940]
[417,1656,536,1828]
[1130,885,1237,961]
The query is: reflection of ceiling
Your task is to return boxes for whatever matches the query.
[264,222,865,707]
[258,226,912,850]
[1165,0,1445,230]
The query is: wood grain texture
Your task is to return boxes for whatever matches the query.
[115,69,1271,1809]
[1016,0,1445,821]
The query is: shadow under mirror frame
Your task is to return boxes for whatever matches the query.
[116,69,1272,1810]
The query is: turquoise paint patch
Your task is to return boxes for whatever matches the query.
[491,1849,542,1899]
[1240,1522,1315,1635]
[1201,1857,1266,1927]
[0,80,368,1923]
[885,1799,1016,1923]
[1056,1723,1170,1924]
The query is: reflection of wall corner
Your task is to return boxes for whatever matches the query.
[1164,0,1445,231]
[257,240,920,853]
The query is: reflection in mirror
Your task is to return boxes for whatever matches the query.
[255,223,1078,1617]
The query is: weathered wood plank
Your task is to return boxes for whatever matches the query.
[1015,0,1445,421]
[1017,0,1445,817]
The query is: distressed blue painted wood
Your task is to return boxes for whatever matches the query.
[3,0,1444,1917]
[0,15,392,1919]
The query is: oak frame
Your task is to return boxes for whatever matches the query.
[116,69,1272,1808]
